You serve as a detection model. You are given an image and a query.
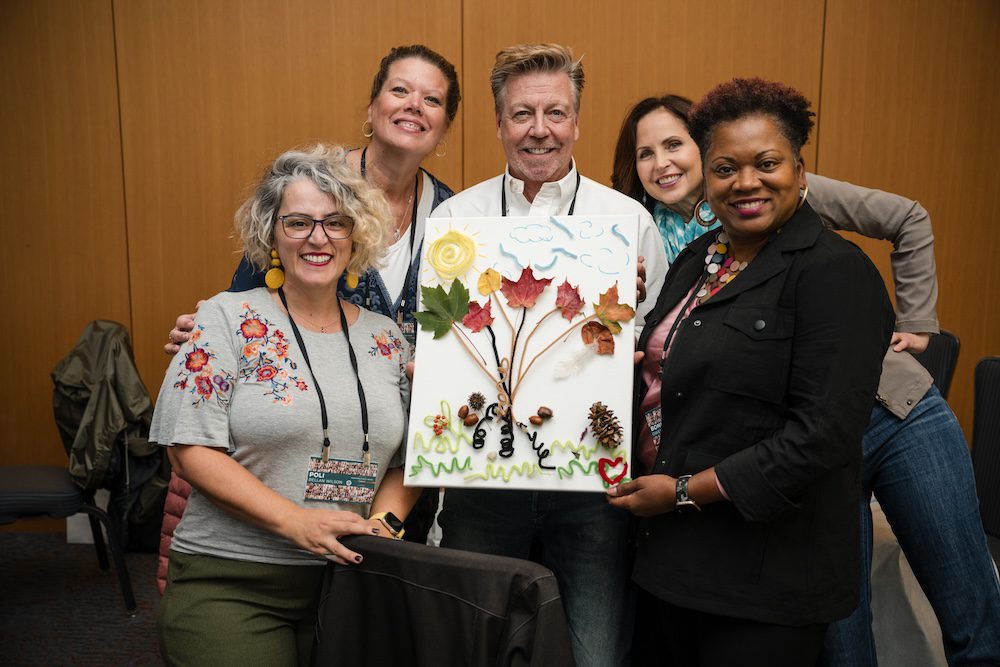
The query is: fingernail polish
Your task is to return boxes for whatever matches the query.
[354,555,363,563]
[371,527,380,534]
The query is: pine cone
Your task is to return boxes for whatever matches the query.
[468,392,486,411]
[589,402,624,448]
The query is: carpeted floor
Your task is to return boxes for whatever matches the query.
[0,533,161,666]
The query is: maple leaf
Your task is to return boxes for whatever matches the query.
[555,280,584,320]
[462,300,494,333]
[593,283,635,335]
[500,267,552,309]
[477,268,501,296]
[581,321,615,355]
[413,281,470,339]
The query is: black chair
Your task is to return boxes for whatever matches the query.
[0,465,137,615]
[313,535,573,666]
[971,357,1000,562]
[913,329,960,399]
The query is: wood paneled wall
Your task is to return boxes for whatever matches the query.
[0,0,130,469]
[818,0,1000,433]
[2,0,997,480]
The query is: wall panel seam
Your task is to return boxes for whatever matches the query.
[109,0,134,336]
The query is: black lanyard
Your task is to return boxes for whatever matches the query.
[501,170,581,217]
[659,274,708,369]
[360,146,419,324]
[277,288,370,464]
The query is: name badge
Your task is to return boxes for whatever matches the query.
[305,456,378,504]
[643,406,662,448]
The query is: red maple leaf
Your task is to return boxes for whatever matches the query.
[581,321,615,355]
[593,283,635,334]
[500,268,552,309]
[461,300,494,332]
[555,280,584,320]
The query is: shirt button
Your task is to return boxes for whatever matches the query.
[906,399,913,405]
[693,319,702,327]
[754,320,766,331]
[675,391,684,399]
[644,531,651,538]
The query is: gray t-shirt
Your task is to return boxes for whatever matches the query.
[150,288,411,565]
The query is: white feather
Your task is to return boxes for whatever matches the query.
[553,344,596,379]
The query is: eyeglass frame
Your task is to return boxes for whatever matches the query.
[276,214,355,241]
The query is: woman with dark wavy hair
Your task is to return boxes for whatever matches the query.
[607,79,894,664]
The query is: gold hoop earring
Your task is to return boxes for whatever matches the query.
[693,199,718,228]
[265,249,285,289]
[362,120,374,138]
[797,184,809,209]
[434,140,447,158]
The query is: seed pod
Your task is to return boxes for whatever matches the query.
[458,405,469,419]
[464,414,479,427]
[537,406,553,419]
[529,415,544,426]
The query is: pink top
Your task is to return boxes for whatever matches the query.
[637,284,699,473]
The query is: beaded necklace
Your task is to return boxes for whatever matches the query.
[696,231,749,304]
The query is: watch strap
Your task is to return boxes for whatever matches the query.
[675,475,701,513]
[370,511,405,539]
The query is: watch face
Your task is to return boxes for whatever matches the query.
[383,512,404,534]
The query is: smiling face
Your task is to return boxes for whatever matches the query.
[703,114,806,251]
[368,57,450,158]
[634,107,702,214]
[497,71,579,196]
[273,178,352,294]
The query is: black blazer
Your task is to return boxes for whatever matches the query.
[632,203,894,626]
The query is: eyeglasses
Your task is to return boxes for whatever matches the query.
[278,214,354,240]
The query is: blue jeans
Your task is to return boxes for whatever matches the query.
[822,386,1000,665]
[440,488,632,667]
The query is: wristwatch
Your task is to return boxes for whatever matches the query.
[370,511,405,539]
[675,475,701,514]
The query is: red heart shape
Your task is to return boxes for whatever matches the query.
[598,457,628,486]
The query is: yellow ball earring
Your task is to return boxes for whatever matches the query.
[346,271,359,289]
[265,249,285,289]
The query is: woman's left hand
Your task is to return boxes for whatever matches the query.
[606,475,676,516]
[891,331,930,353]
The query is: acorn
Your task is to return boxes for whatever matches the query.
[529,415,544,426]
[537,406,553,419]
[458,405,470,419]
[464,414,479,427]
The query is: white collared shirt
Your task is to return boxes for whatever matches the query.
[432,161,668,333]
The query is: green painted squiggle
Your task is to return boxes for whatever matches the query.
[465,461,542,482]
[408,455,472,477]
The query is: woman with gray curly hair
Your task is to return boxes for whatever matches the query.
[150,144,420,666]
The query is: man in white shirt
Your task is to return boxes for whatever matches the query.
[432,44,665,667]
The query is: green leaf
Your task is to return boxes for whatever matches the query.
[413,281,471,339]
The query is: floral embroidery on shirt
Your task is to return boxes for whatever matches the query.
[369,330,405,361]
[173,330,236,408]
[236,303,307,404]
[172,304,308,407]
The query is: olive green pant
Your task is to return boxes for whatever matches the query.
[159,551,326,667]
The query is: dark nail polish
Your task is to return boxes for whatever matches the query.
[354,555,363,563]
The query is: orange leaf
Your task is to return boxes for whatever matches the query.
[593,283,635,335]
[500,267,552,309]
[581,321,615,355]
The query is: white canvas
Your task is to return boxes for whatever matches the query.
[405,214,638,492]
